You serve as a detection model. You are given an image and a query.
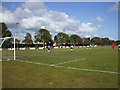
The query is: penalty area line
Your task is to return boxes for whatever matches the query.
[19,60,120,75]
[53,58,86,65]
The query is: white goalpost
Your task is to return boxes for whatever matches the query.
[0,37,16,61]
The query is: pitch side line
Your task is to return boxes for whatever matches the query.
[53,58,86,65]
[19,60,120,75]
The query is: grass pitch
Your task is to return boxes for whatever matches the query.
[2,46,119,88]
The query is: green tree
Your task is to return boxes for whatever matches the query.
[55,32,69,44]
[69,34,82,44]
[54,35,58,43]
[0,22,12,38]
[34,29,52,46]
[109,40,115,45]
[84,38,91,45]
[91,37,102,45]
[23,33,33,44]
[0,22,12,48]
[101,37,110,45]
[116,40,120,45]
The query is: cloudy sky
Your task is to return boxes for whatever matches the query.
[0,1,118,40]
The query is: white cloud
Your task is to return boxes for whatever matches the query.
[102,36,116,40]
[84,35,91,38]
[96,25,101,28]
[93,34,100,37]
[79,23,97,33]
[1,2,99,40]
[0,7,17,24]
[95,16,104,22]
[109,2,118,12]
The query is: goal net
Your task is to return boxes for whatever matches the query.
[0,37,16,61]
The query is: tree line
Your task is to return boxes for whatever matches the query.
[0,22,120,48]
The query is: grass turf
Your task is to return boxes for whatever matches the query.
[2,46,119,88]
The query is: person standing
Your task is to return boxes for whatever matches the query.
[70,45,73,52]
[47,41,53,53]
[111,44,116,50]
[47,44,50,53]
[47,42,51,53]
[118,44,120,50]
[50,45,53,52]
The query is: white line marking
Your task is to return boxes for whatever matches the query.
[55,66,120,74]
[53,58,86,65]
[19,60,120,75]
[20,60,50,66]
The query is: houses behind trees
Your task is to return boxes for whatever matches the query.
[22,33,33,44]
[1,22,120,48]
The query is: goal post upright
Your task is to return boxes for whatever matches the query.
[14,37,16,60]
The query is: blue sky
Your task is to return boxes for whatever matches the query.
[45,2,118,40]
[1,2,118,40]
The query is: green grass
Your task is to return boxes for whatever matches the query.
[2,46,119,88]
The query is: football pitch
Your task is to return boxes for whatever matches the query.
[1,46,119,88]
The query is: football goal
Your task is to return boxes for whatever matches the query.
[0,37,16,61]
